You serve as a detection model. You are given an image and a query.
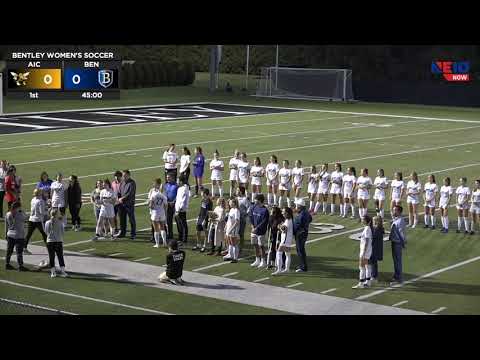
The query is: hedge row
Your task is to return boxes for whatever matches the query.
[120,61,195,89]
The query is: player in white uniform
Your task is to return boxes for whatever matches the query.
[278,160,292,208]
[250,157,265,203]
[314,163,330,214]
[209,150,224,198]
[469,179,480,235]
[423,174,438,229]
[373,169,388,219]
[307,165,320,212]
[352,215,373,289]
[148,178,168,247]
[439,177,453,233]
[237,152,251,199]
[179,147,191,185]
[357,168,373,220]
[265,155,280,207]
[406,172,422,228]
[50,173,67,227]
[456,177,471,234]
[224,198,241,263]
[162,144,178,182]
[291,160,304,204]
[228,149,241,197]
[342,167,357,219]
[95,179,116,240]
[390,172,405,220]
[329,163,344,216]
[272,207,294,275]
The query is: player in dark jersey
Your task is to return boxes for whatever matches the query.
[158,240,186,285]
[193,188,213,252]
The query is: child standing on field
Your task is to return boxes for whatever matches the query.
[352,215,373,289]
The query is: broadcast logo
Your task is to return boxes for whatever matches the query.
[10,71,30,86]
[431,61,470,82]
[98,70,114,88]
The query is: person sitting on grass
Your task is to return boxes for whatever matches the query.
[5,201,29,271]
[158,240,186,285]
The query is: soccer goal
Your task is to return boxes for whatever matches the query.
[255,67,354,102]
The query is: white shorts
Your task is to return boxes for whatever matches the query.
[279,237,294,247]
[307,183,318,194]
[391,194,402,202]
[357,190,370,200]
[226,226,239,238]
[238,177,249,185]
[360,251,372,260]
[251,233,267,246]
[470,204,480,214]
[266,179,278,186]
[439,200,449,209]
[424,199,436,208]
[251,177,262,186]
[330,184,342,194]
[211,175,223,181]
[279,183,291,191]
[457,203,468,210]
[407,196,419,205]
[229,170,238,181]
[150,210,166,222]
[373,191,386,201]
[99,205,114,219]
[318,185,329,195]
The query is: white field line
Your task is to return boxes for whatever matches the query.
[192,256,253,272]
[22,123,480,186]
[392,300,409,307]
[26,115,115,126]
[321,288,337,294]
[108,253,125,257]
[79,248,95,253]
[213,102,480,124]
[0,279,172,315]
[286,282,303,288]
[31,240,44,244]
[355,255,480,301]
[431,307,447,314]
[0,114,362,151]
[0,297,78,315]
[133,257,151,262]
[253,277,270,283]
[63,239,92,247]
[221,272,239,277]
[0,121,59,130]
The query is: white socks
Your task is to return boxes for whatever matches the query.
[219,187,223,197]
[458,217,463,230]
[285,252,291,271]
[442,216,449,229]
[365,264,372,280]
[351,204,355,217]
[233,245,239,260]
[379,209,384,218]
[286,197,291,207]
[425,215,430,226]
[331,203,335,214]
[273,194,277,206]
[340,204,345,216]
[359,266,365,281]
[464,218,470,232]
[267,193,273,206]
[154,232,160,246]
[309,201,315,211]
[160,230,167,246]
[251,193,256,202]
[276,251,283,271]
[211,184,215,197]
[430,215,436,227]
[358,208,367,218]
[278,196,283,208]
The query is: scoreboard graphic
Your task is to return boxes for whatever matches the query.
[6,52,121,100]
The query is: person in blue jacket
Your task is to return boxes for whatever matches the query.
[249,194,270,268]
[293,198,312,272]
[192,146,205,198]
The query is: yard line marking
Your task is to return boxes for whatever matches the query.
[222,272,239,277]
[253,277,270,283]
[79,248,95,253]
[286,282,303,288]
[0,279,172,315]
[108,252,125,257]
[133,257,151,262]
[63,239,92,247]
[0,121,59,130]
[355,255,480,301]
[392,300,409,307]
[321,288,337,294]
[0,297,78,315]
[431,307,447,314]
[25,115,111,125]
[306,228,363,244]
[31,240,44,244]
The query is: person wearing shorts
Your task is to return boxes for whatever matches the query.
[162,144,178,182]
[329,162,344,216]
[423,174,438,229]
[356,168,372,220]
[265,155,280,207]
[194,188,213,252]
[342,166,357,218]
[456,177,471,234]
[228,150,240,198]
[271,207,294,275]
[249,194,269,269]
[278,160,292,209]
[224,198,241,263]
[390,172,405,220]
[250,157,264,203]
[148,178,168,248]
[373,168,388,219]
[291,160,304,204]
[406,172,422,228]
[469,179,480,235]
[314,163,330,214]
[192,147,205,198]
[307,165,320,213]
[439,177,453,233]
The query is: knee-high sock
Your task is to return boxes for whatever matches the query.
[380,209,384,219]
[464,218,470,232]
[273,193,277,206]
[278,196,283,208]
[425,214,430,225]
[229,185,233,198]
[351,204,355,216]
[251,192,256,202]
[228,244,234,258]
[430,215,436,227]
[365,264,372,280]
[233,244,240,260]
[314,201,321,213]
[286,197,291,207]
[309,200,314,211]
[95,219,103,236]
[331,203,335,214]
[276,251,283,270]
[359,207,363,218]
[154,232,160,246]
[340,203,344,216]
[285,252,291,271]
[219,186,223,197]
[458,216,463,230]
[267,193,272,206]
[160,230,167,245]
[413,214,418,225]
[211,184,215,197]
[359,266,366,282]
[322,201,327,213]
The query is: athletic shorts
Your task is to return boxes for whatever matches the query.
[373,191,386,201]
[251,177,262,186]
[150,210,166,223]
[391,194,402,202]
[357,190,370,200]
[407,196,419,205]
[318,185,329,195]
[343,189,354,199]
[250,233,267,246]
[293,182,302,189]
[266,179,278,186]
[470,204,480,214]
[279,183,291,191]
[307,184,318,194]
[424,199,436,208]
[330,184,342,194]
[456,203,468,210]
[229,170,238,181]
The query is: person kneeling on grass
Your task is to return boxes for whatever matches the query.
[45,209,68,278]
[158,240,186,285]
[5,202,29,271]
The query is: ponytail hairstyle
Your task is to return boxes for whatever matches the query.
[444,177,451,186]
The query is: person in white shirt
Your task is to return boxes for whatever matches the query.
[24,188,47,253]
[265,155,280,207]
[390,172,405,220]
[162,144,178,182]
[237,152,251,198]
[175,176,190,244]
[278,160,292,208]
[224,198,241,263]
[93,179,116,240]
[148,178,168,248]
[439,177,453,233]
[329,162,344,216]
[469,179,480,235]
[307,165,320,212]
[342,167,357,219]
[50,173,67,227]
[373,169,388,219]
[207,198,226,256]
[209,150,224,198]
[250,157,265,203]
[0,159,7,219]
[179,147,191,185]
[272,207,294,275]
[228,149,241,197]
[352,215,373,289]
[357,168,373,220]
[456,177,471,234]
[291,160,304,204]
[423,174,438,229]
[406,172,422,228]
[45,209,67,278]
[314,163,330,214]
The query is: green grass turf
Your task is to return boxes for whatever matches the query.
[1,74,480,314]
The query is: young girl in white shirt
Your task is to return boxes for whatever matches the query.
[456,177,471,234]
[237,152,251,199]
[209,150,224,198]
[357,168,373,220]
[423,174,438,229]
[250,157,265,203]
[265,155,280,207]
[162,144,178,182]
[407,172,422,228]
[148,178,168,248]
[272,207,294,275]
[390,172,405,220]
[342,167,357,218]
[224,198,241,263]
[373,168,388,219]
[291,160,304,204]
[329,162,344,216]
[439,177,453,233]
[352,215,373,289]
[228,149,241,198]
[278,160,292,208]
[179,147,191,185]
[95,179,116,240]
[307,165,320,212]
[314,163,330,214]
[469,179,480,235]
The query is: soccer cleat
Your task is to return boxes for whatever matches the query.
[75,226,81,232]
[250,259,260,267]
[23,249,32,255]
[271,270,281,276]
[192,246,199,251]
[59,270,68,278]
[411,224,416,229]
[424,224,429,229]
[295,268,306,273]
[153,244,159,248]
[199,247,206,253]
[351,215,355,219]
[71,226,76,231]
[352,282,366,289]
[257,260,266,268]
[465,231,469,235]
[50,269,57,278]
[470,231,475,235]
[5,264,15,270]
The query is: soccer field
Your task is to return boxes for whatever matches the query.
[1,79,480,315]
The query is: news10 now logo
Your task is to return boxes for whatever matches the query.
[431,61,470,82]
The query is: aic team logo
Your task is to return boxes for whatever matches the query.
[98,69,114,88]
[431,61,470,82]
[10,71,30,86]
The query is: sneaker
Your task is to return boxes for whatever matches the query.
[465,231,469,235]
[5,264,15,270]
[153,244,159,248]
[342,215,346,218]
[91,235,99,241]
[350,215,355,219]
[50,269,57,278]
[352,282,366,289]
[257,260,266,268]
[200,247,206,253]
[271,270,281,276]
[250,259,260,267]
[113,232,124,238]
[192,246,199,251]
[59,270,68,278]
[295,268,306,273]
[173,279,183,286]
[230,259,238,264]
[411,224,417,229]
[75,226,81,232]
[18,265,30,272]
[23,249,32,255]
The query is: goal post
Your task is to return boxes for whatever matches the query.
[255,67,354,102]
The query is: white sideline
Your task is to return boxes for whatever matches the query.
[355,255,480,301]
[222,272,239,277]
[431,307,447,314]
[286,282,303,288]
[0,279,172,315]
[321,288,337,294]
[392,300,409,307]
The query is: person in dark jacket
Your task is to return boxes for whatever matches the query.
[158,240,186,285]
[5,201,29,271]
[369,216,385,284]
[293,198,312,272]
[67,175,82,231]
[266,206,284,269]
[249,194,270,268]
[164,173,179,241]
[115,170,137,240]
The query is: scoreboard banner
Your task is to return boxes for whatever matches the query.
[6,52,121,100]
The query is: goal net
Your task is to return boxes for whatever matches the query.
[255,67,354,102]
